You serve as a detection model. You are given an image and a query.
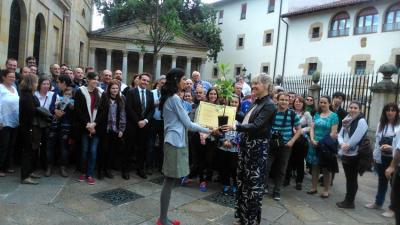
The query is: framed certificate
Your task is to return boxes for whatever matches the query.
[194,101,237,129]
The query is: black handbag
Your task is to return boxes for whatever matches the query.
[33,107,53,128]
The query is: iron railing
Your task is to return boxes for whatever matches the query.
[383,22,400,32]
[328,28,350,37]
[281,72,381,123]
[354,25,378,34]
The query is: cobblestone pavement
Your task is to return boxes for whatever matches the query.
[0,166,396,225]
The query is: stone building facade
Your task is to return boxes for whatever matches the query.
[0,0,92,74]
[88,21,208,84]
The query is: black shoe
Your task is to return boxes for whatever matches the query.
[104,170,114,179]
[98,171,104,180]
[136,170,147,179]
[336,201,355,209]
[295,183,302,190]
[122,172,130,180]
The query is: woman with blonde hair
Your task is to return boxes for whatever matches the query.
[222,74,276,225]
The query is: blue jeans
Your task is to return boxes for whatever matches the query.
[47,128,70,166]
[375,156,393,208]
[81,133,99,177]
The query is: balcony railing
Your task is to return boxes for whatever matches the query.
[328,28,350,37]
[383,22,400,32]
[354,25,378,34]
[268,5,275,13]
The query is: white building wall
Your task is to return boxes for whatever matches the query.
[204,0,289,80]
[284,0,400,75]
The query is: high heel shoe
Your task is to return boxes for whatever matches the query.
[156,218,181,225]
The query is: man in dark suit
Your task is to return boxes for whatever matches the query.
[125,73,155,179]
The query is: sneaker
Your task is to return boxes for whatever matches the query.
[365,203,381,209]
[78,174,86,182]
[223,186,230,195]
[231,186,238,194]
[87,176,96,185]
[180,176,192,186]
[273,192,281,201]
[382,210,394,218]
[199,181,207,192]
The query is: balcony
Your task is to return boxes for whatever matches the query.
[328,28,349,37]
[354,25,378,34]
[383,22,400,32]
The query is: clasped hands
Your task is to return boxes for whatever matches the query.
[86,122,96,136]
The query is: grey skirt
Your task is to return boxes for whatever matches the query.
[162,143,189,178]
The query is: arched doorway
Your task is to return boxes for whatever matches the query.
[7,0,21,60]
[33,13,46,70]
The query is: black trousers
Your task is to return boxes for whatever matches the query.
[342,155,359,203]
[392,167,400,225]
[21,128,34,180]
[285,139,308,183]
[98,131,123,172]
[147,119,164,169]
[196,138,216,182]
[0,127,17,171]
[220,150,238,186]
[135,126,150,171]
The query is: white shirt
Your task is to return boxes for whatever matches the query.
[137,87,147,107]
[338,118,368,156]
[374,123,400,163]
[241,82,251,97]
[0,84,19,128]
[34,91,57,110]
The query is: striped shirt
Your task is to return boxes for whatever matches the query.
[271,109,300,143]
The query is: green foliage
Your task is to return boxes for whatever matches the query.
[215,63,234,101]
[94,0,223,61]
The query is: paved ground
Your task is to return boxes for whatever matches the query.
[0,165,396,225]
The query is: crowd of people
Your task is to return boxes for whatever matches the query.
[0,56,399,225]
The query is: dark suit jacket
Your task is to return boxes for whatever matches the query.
[125,87,155,129]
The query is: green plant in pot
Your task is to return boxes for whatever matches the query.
[215,63,235,127]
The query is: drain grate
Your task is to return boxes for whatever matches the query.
[203,192,236,208]
[92,188,144,206]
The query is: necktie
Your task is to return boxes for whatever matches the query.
[141,89,146,114]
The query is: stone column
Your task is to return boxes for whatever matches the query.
[171,55,177,69]
[200,58,207,78]
[186,56,192,76]
[155,54,162,80]
[122,50,128,83]
[106,49,112,70]
[138,52,144,74]
[369,63,400,135]
[89,47,96,69]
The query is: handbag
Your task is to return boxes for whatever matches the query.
[269,109,295,155]
[33,107,53,128]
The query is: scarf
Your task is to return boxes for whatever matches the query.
[341,113,360,133]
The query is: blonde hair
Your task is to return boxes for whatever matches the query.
[251,74,273,96]
[19,74,38,93]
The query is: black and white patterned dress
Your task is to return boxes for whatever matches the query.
[235,133,268,225]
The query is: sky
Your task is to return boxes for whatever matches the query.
[91,0,219,31]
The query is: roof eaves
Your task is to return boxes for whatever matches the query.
[281,0,373,18]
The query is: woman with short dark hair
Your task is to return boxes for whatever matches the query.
[0,70,19,177]
[157,68,215,225]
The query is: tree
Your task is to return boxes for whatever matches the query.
[94,0,223,64]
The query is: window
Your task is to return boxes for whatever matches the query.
[355,61,367,75]
[213,67,218,77]
[312,27,320,38]
[268,0,275,13]
[82,9,86,18]
[79,42,84,67]
[396,55,400,69]
[262,66,269,74]
[308,63,317,75]
[237,34,245,49]
[265,33,272,43]
[235,67,242,76]
[263,30,273,46]
[355,7,379,34]
[329,12,350,37]
[218,10,224,24]
[241,3,247,20]
[384,3,400,31]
